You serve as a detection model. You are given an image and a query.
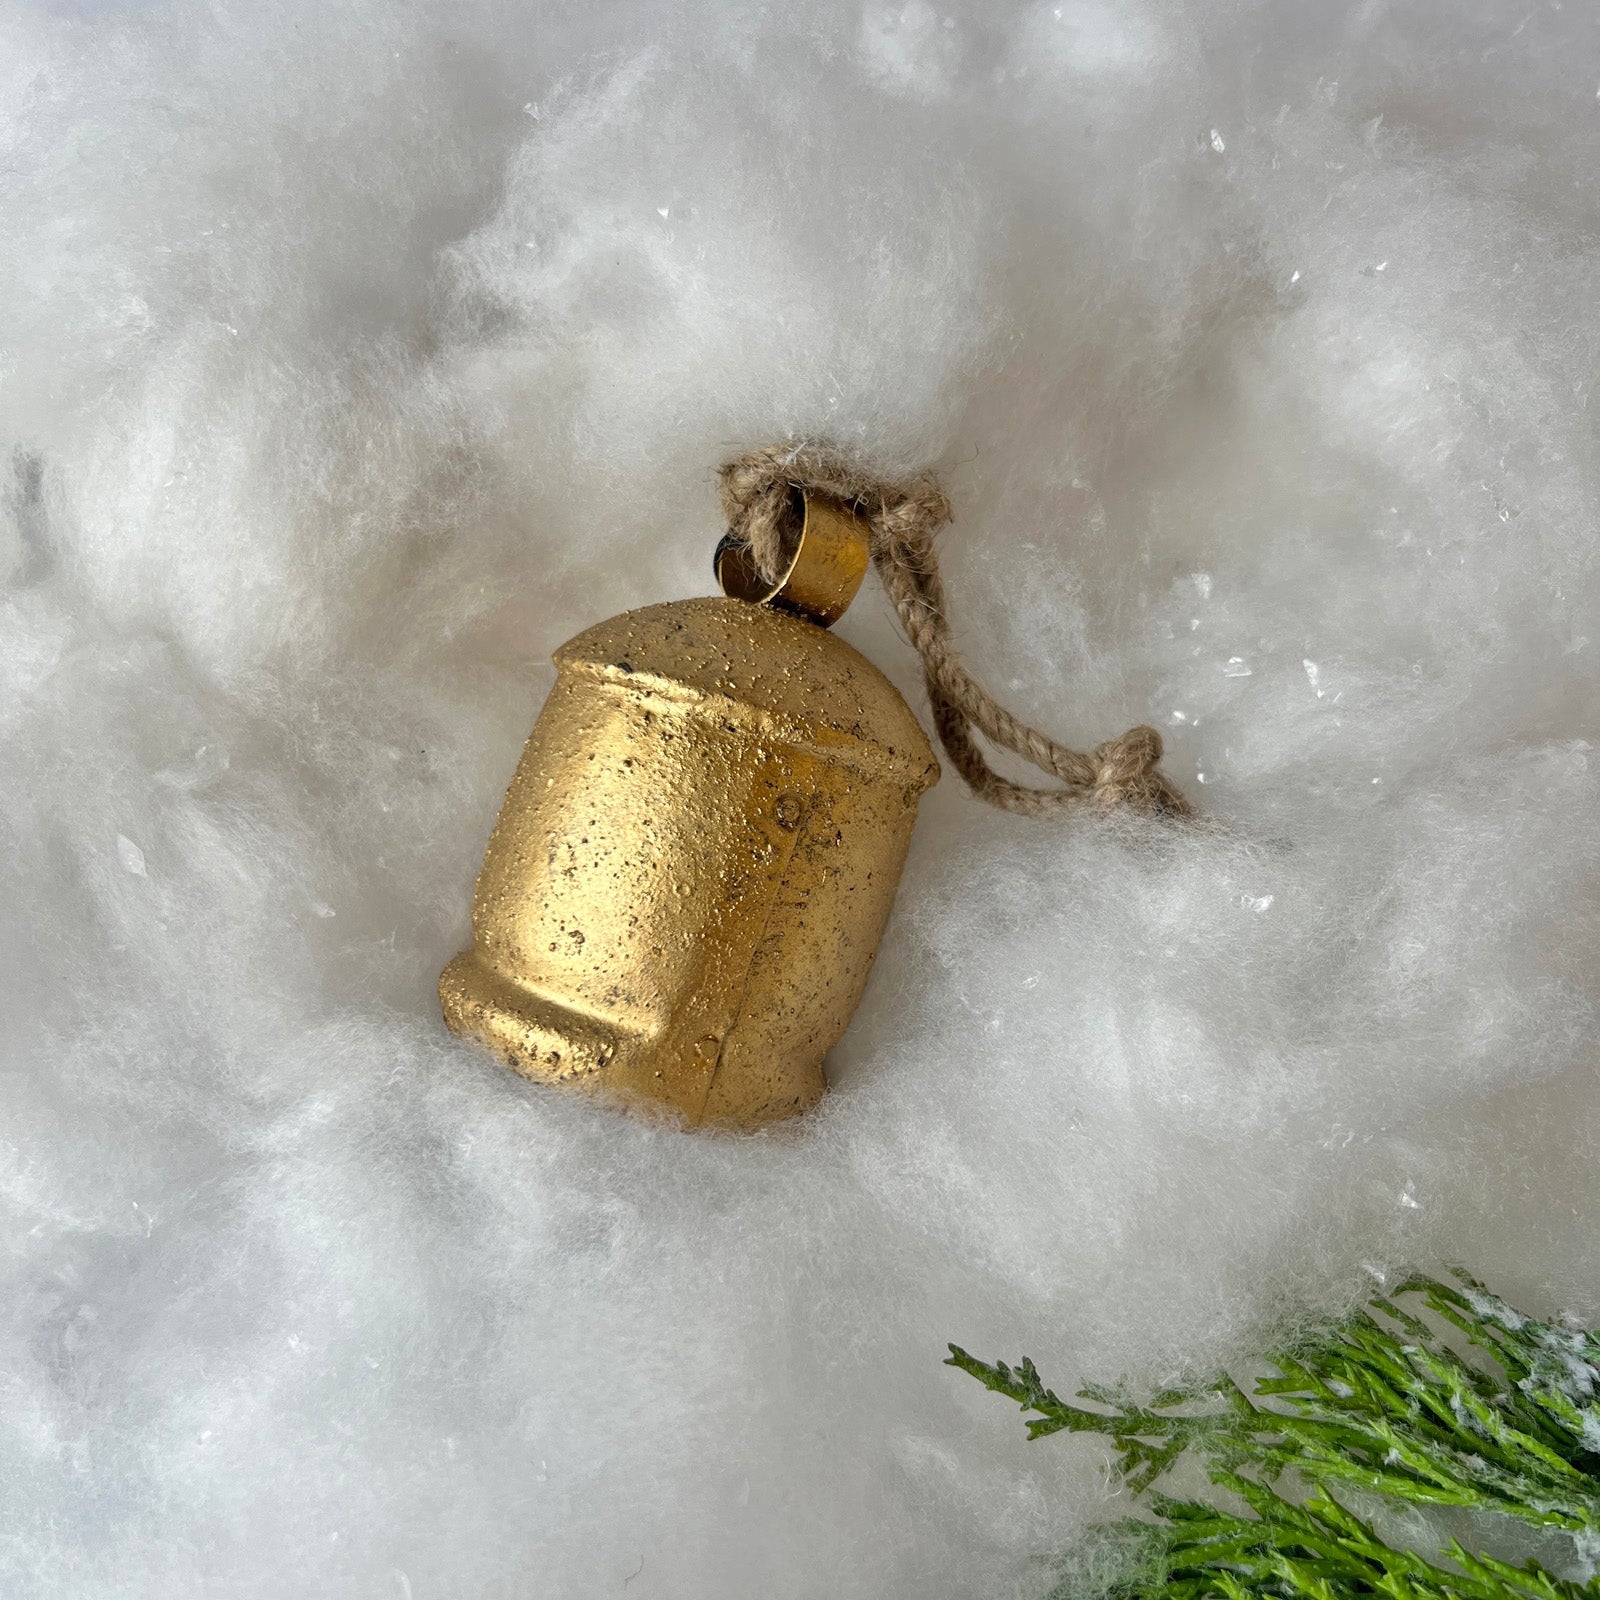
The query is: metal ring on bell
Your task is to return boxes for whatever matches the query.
[714,489,871,629]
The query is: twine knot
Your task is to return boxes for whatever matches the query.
[1090,725,1186,814]
[718,442,1192,821]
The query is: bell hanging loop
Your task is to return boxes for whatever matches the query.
[713,488,872,628]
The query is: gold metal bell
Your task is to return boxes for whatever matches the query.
[439,492,939,1130]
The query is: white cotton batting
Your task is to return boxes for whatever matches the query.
[3,1,1598,1596]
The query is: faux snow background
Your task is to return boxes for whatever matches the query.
[4,1,1600,1595]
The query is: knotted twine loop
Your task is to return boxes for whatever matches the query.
[717,442,1192,819]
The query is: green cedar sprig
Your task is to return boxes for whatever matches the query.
[948,1272,1600,1600]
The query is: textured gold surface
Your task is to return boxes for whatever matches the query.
[439,592,939,1130]
[714,490,871,625]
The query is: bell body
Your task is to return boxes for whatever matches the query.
[439,595,938,1130]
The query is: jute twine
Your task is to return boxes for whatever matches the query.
[718,442,1191,819]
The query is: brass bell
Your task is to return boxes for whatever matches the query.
[439,491,939,1130]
